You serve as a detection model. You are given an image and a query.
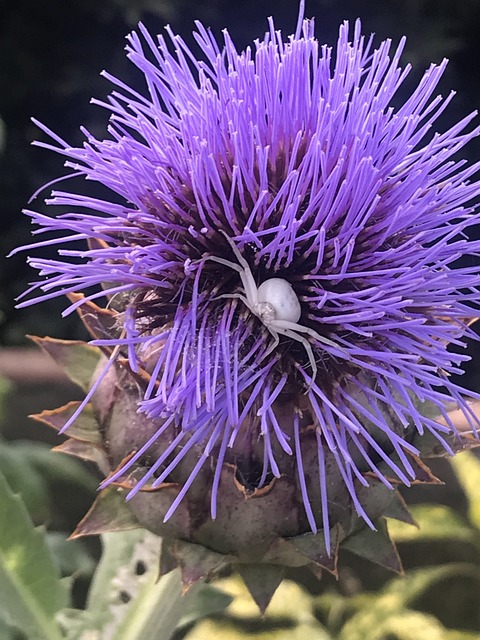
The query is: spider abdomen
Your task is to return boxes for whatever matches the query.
[257,278,302,323]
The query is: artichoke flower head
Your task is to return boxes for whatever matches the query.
[18,2,480,610]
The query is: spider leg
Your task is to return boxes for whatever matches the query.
[264,327,280,357]
[203,253,258,308]
[219,230,252,274]
[202,254,244,275]
[215,292,251,310]
[270,319,350,360]
[219,231,259,307]
[274,326,318,384]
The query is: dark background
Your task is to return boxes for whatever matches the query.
[1,0,480,348]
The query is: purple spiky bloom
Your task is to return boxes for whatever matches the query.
[15,10,480,549]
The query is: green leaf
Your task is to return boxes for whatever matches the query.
[0,616,22,640]
[0,440,51,522]
[314,591,357,637]
[9,440,97,494]
[112,568,199,640]
[84,529,150,630]
[451,451,480,530]
[329,565,473,640]
[0,376,11,421]
[184,619,332,639]
[381,564,475,607]
[339,610,445,640]
[46,532,95,578]
[336,569,455,640]
[57,608,97,640]
[0,470,65,640]
[388,504,473,543]
[68,529,196,640]
[61,529,149,637]
[178,585,233,629]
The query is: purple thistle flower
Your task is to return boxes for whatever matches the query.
[14,8,480,550]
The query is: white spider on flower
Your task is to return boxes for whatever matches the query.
[202,231,347,384]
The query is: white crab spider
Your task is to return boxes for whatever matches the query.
[203,231,344,384]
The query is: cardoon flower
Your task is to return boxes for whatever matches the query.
[15,4,480,606]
